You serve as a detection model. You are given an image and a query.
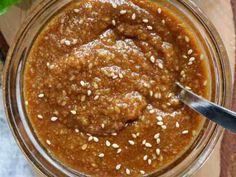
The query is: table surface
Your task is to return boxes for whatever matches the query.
[0,0,235,177]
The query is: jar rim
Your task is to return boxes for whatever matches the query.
[3,0,232,176]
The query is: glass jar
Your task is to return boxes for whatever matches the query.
[3,0,232,176]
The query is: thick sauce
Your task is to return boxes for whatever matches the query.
[24,0,208,176]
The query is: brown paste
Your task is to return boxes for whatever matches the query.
[24,0,209,176]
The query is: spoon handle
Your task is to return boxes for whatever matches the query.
[176,82,236,133]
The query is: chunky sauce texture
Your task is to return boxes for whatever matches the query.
[24,0,208,176]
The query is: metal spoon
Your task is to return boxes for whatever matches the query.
[176,82,236,133]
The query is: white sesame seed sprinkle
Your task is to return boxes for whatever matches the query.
[158,8,162,14]
[88,136,93,141]
[161,125,167,129]
[182,130,189,134]
[38,93,44,98]
[147,26,153,30]
[37,114,43,119]
[157,122,164,126]
[75,128,79,133]
[117,148,122,154]
[112,3,117,8]
[81,144,88,150]
[64,40,71,46]
[132,133,137,139]
[112,132,117,136]
[158,63,164,69]
[126,168,131,175]
[94,95,100,100]
[51,117,58,122]
[131,13,136,20]
[154,133,160,139]
[143,19,149,23]
[189,57,195,62]
[112,19,116,26]
[142,140,147,145]
[140,170,145,175]
[148,159,152,165]
[149,90,153,97]
[156,138,161,144]
[128,140,135,145]
[161,19,165,25]
[118,73,123,79]
[176,122,180,128]
[150,56,155,63]
[93,137,99,142]
[156,116,163,121]
[187,49,193,55]
[156,148,161,156]
[116,164,121,170]
[105,140,111,147]
[185,36,190,43]
[145,142,152,148]
[143,155,148,161]
[87,90,92,96]
[120,10,127,14]
[70,110,76,115]
[80,80,85,86]
[149,109,155,114]
[112,143,119,149]
[98,153,105,158]
[74,9,79,13]
[101,123,105,129]
[46,140,51,145]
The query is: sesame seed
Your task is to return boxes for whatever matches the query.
[143,155,148,161]
[112,75,118,79]
[147,26,153,30]
[158,8,162,14]
[81,144,88,150]
[158,63,164,69]
[116,164,121,170]
[161,19,165,25]
[183,55,188,59]
[132,133,137,139]
[149,90,153,97]
[101,123,105,128]
[112,19,116,26]
[203,80,208,86]
[145,142,152,148]
[148,159,152,165]
[182,130,189,134]
[149,109,155,114]
[98,153,105,158]
[105,140,111,147]
[112,3,117,8]
[118,73,123,79]
[51,117,58,122]
[74,9,79,13]
[70,110,76,115]
[131,13,136,20]
[187,49,193,55]
[142,139,147,145]
[185,36,190,43]
[87,90,92,96]
[150,56,155,63]
[112,143,119,149]
[128,140,135,145]
[161,125,167,129]
[94,95,100,100]
[143,19,149,23]
[157,122,164,126]
[46,140,51,145]
[156,138,161,144]
[185,86,191,90]
[80,80,85,86]
[64,40,71,46]
[93,137,99,142]
[140,170,145,175]
[88,136,93,141]
[154,133,160,139]
[156,148,161,155]
[126,168,131,175]
[156,116,163,121]
[189,57,195,62]
[38,93,44,98]
[176,122,180,128]
[37,114,43,119]
[117,148,122,154]
[75,128,79,133]
[120,10,127,14]
[112,132,117,136]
